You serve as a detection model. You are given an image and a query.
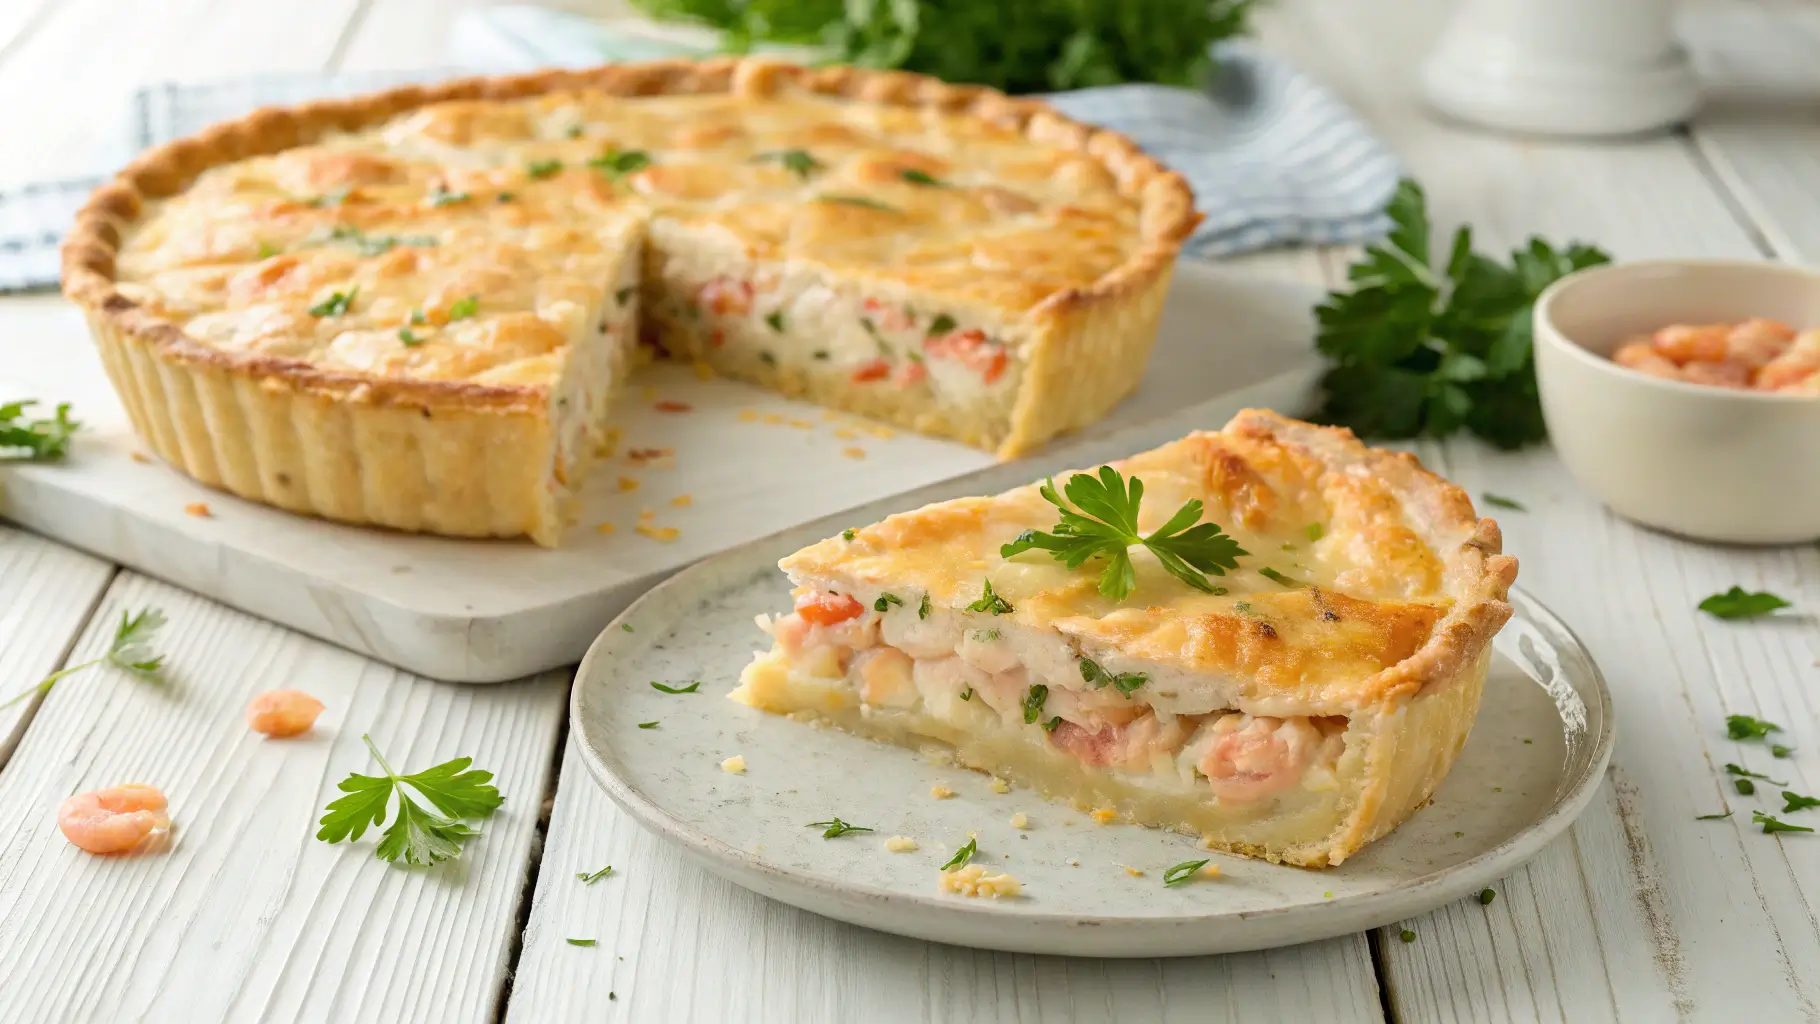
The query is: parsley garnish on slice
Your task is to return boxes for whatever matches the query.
[577,865,614,884]
[899,168,944,187]
[1695,811,1733,820]
[1482,493,1526,512]
[1753,811,1814,835]
[527,159,564,179]
[817,194,898,213]
[959,687,974,701]
[1313,178,1610,449]
[0,400,79,462]
[941,837,977,870]
[1021,684,1048,724]
[428,187,470,207]
[1728,715,1783,741]
[0,607,166,711]
[315,734,503,866]
[447,295,479,321]
[754,149,822,180]
[1163,859,1211,886]
[1700,588,1792,620]
[808,817,873,839]
[966,579,1013,615]
[1258,567,1304,588]
[1726,763,1787,786]
[1000,466,1246,601]
[621,624,634,633]
[616,287,634,307]
[1078,658,1146,697]
[1303,522,1324,542]
[256,240,280,259]
[918,593,931,620]
[307,187,351,208]
[323,224,438,257]
[927,314,957,337]
[496,192,516,203]
[398,327,422,347]
[309,287,358,318]
[841,528,857,542]
[589,147,651,180]
[650,681,700,694]
[1784,792,1820,813]
[1042,716,1062,731]
[567,938,598,947]
[566,125,585,139]
[875,593,904,612]
[765,311,785,333]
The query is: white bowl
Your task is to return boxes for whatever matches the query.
[1533,259,1820,545]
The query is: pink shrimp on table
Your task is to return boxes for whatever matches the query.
[246,689,326,738]
[58,784,170,855]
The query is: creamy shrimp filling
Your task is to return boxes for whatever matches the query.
[642,221,1022,407]
[756,591,1349,806]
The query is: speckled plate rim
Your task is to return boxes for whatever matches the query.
[569,415,1615,956]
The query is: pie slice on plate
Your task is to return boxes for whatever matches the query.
[732,409,1519,867]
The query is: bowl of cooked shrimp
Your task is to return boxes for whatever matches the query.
[1533,258,1820,545]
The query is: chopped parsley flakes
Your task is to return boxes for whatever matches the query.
[940,837,977,870]
[1078,657,1146,697]
[807,817,873,839]
[875,593,904,613]
[1021,684,1048,725]
[447,295,479,321]
[308,288,357,318]
[966,578,1013,615]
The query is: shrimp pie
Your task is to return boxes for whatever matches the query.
[732,410,1519,867]
[61,58,1196,546]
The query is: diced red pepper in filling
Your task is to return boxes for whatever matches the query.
[795,593,863,625]
[896,361,927,386]
[850,359,891,382]
[700,277,754,315]
[925,328,1007,384]
[862,298,915,332]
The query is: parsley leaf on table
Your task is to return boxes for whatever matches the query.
[807,817,872,839]
[1727,714,1783,741]
[1726,763,1787,786]
[1753,811,1814,835]
[1783,792,1820,814]
[1313,179,1610,449]
[1699,587,1792,621]
[316,734,502,866]
[0,607,166,711]
[1001,466,1245,601]
[0,400,79,462]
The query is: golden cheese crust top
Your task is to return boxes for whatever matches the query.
[97,67,1190,393]
[783,409,1518,713]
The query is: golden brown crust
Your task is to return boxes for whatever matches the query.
[62,57,1197,416]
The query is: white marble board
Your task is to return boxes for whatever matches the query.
[0,261,1324,681]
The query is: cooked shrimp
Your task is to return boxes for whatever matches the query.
[1681,360,1753,389]
[58,784,169,854]
[1651,323,1729,363]
[1613,341,1681,380]
[1725,318,1795,369]
[246,689,325,737]
[1197,715,1322,803]
[1757,330,1820,390]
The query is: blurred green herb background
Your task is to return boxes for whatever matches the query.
[627,0,1258,93]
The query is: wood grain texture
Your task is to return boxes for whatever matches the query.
[1256,0,1820,1019]
[0,571,567,1024]
[506,739,1385,1024]
[0,526,114,763]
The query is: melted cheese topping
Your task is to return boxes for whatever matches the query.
[781,410,1467,712]
[113,90,1145,390]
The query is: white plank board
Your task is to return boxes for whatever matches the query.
[1252,0,1820,1018]
[0,263,1323,682]
[0,571,567,1023]
[504,738,1386,1024]
[0,525,114,763]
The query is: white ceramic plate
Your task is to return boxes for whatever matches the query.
[571,481,1614,958]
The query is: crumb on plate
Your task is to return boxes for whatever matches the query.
[930,784,955,800]
[184,502,212,518]
[1091,807,1118,825]
[885,836,918,853]
[1010,812,1030,830]
[671,494,693,507]
[636,525,681,542]
[1122,865,1145,877]
[939,864,1021,899]
[595,522,616,534]
[988,778,1011,794]
[720,755,746,774]
[842,446,867,460]
[617,476,639,492]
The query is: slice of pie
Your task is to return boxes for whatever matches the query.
[61,58,1197,545]
[732,410,1518,867]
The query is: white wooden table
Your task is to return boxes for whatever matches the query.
[2,0,1817,1019]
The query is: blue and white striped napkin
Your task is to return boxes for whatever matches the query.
[0,8,1399,294]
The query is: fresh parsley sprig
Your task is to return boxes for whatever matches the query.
[0,400,78,462]
[1078,658,1146,697]
[1753,810,1814,835]
[0,607,166,711]
[1314,179,1610,449]
[1001,466,1245,601]
[1728,715,1783,741]
[316,735,503,866]
[940,837,978,870]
